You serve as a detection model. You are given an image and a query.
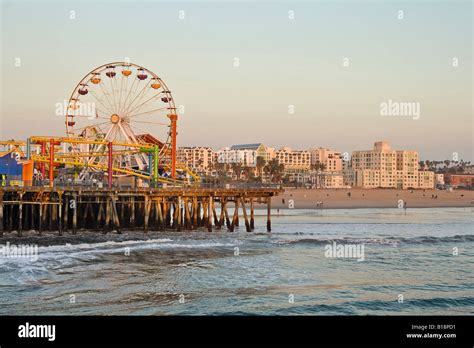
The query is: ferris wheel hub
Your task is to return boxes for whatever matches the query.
[110,113,121,124]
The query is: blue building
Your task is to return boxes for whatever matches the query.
[0,153,23,176]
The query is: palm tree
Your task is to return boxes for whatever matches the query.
[256,156,266,178]
[213,162,226,179]
[231,163,242,180]
[264,159,285,183]
[242,166,254,181]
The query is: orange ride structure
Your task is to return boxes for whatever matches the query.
[1,62,199,188]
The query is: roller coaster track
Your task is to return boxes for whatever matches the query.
[31,155,199,185]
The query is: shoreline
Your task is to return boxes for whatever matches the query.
[267,188,474,209]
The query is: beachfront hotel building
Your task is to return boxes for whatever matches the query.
[309,148,343,172]
[274,147,311,184]
[217,143,270,167]
[275,147,311,170]
[177,147,215,174]
[348,141,435,189]
[308,148,345,188]
[318,172,345,188]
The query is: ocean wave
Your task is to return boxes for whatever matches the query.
[272,238,399,246]
[0,238,241,269]
[266,297,474,315]
[37,238,173,253]
[400,235,474,244]
[272,234,474,246]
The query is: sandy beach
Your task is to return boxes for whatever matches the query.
[271,188,474,209]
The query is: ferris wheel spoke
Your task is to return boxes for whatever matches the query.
[129,120,169,126]
[127,106,169,119]
[118,72,126,116]
[94,108,113,118]
[88,90,116,115]
[97,84,116,114]
[97,78,115,110]
[121,122,141,145]
[128,78,144,109]
[127,122,158,139]
[73,113,108,120]
[108,72,120,112]
[123,79,156,115]
[120,76,139,115]
[123,80,151,115]
[125,93,165,116]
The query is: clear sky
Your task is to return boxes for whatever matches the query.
[0,0,472,161]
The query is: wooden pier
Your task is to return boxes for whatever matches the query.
[0,187,281,236]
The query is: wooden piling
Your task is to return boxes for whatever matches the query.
[29,203,34,231]
[197,202,202,227]
[24,200,29,231]
[18,193,23,236]
[267,196,272,232]
[165,199,171,228]
[72,193,77,234]
[38,202,43,235]
[240,197,251,232]
[8,204,13,233]
[176,197,182,232]
[144,195,150,233]
[63,195,69,232]
[58,192,63,235]
[234,199,240,227]
[250,198,255,230]
[130,196,135,230]
[111,195,121,233]
[50,203,56,231]
[0,192,4,237]
[207,196,213,232]
[184,197,191,230]
[217,199,225,230]
[156,198,164,231]
[212,199,219,227]
[224,203,231,230]
[104,197,111,233]
[231,198,239,230]
[97,200,104,231]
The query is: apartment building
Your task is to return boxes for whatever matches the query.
[348,141,434,189]
[275,147,311,170]
[177,147,214,173]
[216,143,277,168]
[309,148,343,172]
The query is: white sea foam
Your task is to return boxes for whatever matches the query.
[38,238,173,253]
[0,238,241,268]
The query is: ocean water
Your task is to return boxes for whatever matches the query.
[0,207,473,315]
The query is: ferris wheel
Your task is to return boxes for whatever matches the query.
[65,62,177,178]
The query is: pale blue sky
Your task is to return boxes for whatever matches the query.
[1,0,472,160]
